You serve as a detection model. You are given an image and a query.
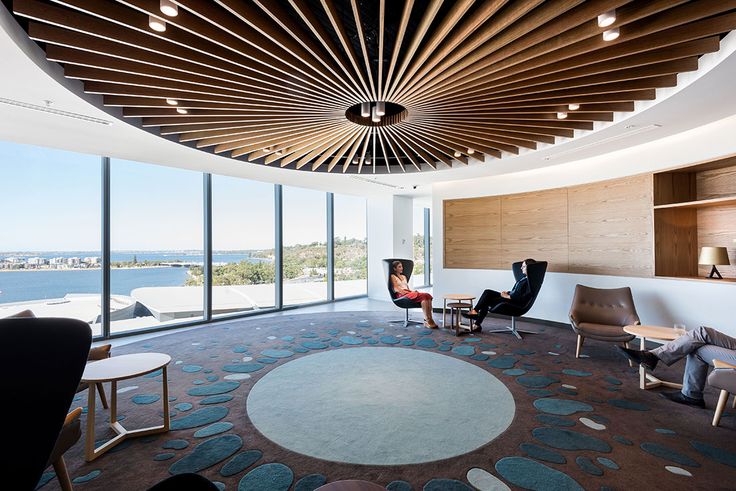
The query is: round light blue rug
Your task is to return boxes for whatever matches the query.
[246,347,515,465]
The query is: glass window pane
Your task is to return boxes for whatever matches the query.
[282,186,327,305]
[0,141,102,336]
[110,159,203,334]
[413,205,426,287]
[209,176,275,315]
[334,194,367,298]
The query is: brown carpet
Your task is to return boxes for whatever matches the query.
[36,312,736,490]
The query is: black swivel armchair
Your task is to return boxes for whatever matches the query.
[486,261,548,339]
[383,258,424,326]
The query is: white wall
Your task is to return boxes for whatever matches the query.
[431,115,736,337]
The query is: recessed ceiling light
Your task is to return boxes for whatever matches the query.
[160,0,178,17]
[602,28,620,42]
[467,148,474,155]
[165,98,178,105]
[597,9,616,28]
[453,150,461,158]
[176,107,188,114]
[149,15,166,32]
[557,112,568,119]
[568,103,580,111]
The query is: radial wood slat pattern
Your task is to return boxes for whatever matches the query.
[11,0,736,173]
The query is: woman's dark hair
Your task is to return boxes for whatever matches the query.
[391,260,402,273]
[523,258,537,265]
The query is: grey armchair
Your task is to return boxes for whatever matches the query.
[569,285,639,358]
[709,358,736,427]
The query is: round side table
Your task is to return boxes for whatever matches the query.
[442,294,475,335]
[81,352,172,461]
[623,325,685,390]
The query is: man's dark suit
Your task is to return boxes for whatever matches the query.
[473,276,532,325]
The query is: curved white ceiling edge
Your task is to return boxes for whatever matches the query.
[0,3,735,197]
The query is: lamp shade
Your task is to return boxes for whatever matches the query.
[698,246,730,266]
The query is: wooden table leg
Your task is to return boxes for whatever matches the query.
[162,366,170,431]
[443,299,447,328]
[639,336,647,389]
[85,383,97,462]
[110,380,117,424]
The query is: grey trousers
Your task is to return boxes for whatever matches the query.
[652,326,736,399]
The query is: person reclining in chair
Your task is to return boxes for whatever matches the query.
[618,326,736,408]
[390,260,438,328]
[462,258,537,332]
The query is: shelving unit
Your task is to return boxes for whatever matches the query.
[653,156,736,280]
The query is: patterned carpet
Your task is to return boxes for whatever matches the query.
[37,312,736,490]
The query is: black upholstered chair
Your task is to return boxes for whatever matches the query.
[0,317,91,491]
[383,258,424,326]
[486,261,548,339]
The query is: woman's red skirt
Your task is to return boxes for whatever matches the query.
[398,291,433,302]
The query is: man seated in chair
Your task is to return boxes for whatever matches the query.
[618,326,736,408]
[462,258,537,332]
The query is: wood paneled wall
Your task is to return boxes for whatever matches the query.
[444,174,653,277]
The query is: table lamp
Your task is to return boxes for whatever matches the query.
[698,246,730,279]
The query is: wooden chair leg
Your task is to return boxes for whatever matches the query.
[732,394,736,409]
[575,335,584,358]
[713,389,729,427]
[96,382,108,409]
[53,456,74,491]
[623,341,634,367]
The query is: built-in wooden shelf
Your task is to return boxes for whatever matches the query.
[655,275,736,284]
[653,196,736,210]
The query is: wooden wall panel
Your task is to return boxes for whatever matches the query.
[697,205,736,278]
[443,197,501,269]
[654,208,698,277]
[500,189,569,272]
[568,174,653,277]
[696,165,736,200]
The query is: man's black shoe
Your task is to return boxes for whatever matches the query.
[461,311,478,319]
[616,346,659,371]
[660,391,705,408]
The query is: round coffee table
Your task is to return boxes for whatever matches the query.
[623,325,686,390]
[442,294,475,334]
[81,353,172,461]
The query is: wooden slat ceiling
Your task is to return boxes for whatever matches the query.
[10,0,736,174]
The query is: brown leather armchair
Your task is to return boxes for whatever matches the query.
[569,285,639,358]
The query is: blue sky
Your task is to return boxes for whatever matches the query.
[0,140,366,251]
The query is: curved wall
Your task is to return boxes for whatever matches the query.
[432,114,736,337]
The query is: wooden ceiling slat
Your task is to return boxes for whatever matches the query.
[11,0,734,173]
[403,1,734,105]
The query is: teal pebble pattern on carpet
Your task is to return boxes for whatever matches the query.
[562,369,592,377]
[527,389,555,398]
[187,381,240,396]
[503,368,527,376]
[72,470,101,484]
[220,450,263,477]
[520,442,567,464]
[533,398,593,415]
[200,394,234,405]
[613,435,633,445]
[302,341,329,350]
[386,480,413,491]
[380,335,401,345]
[154,453,176,461]
[535,414,575,427]
[423,478,473,490]
[517,375,559,388]
[294,473,327,491]
[223,363,264,373]
[416,338,438,348]
[597,457,620,470]
[691,441,736,468]
[451,345,474,356]
[194,421,234,438]
[495,457,584,491]
[340,336,363,345]
[261,349,294,358]
[132,394,160,405]
[238,463,294,491]
[174,402,193,412]
[169,434,243,475]
[170,406,229,431]
[533,428,611,452]
[182,365,203,373]
[163,439,189,450]
[640,442,700,467]
[576,456,603,476]
[488,356,517,369]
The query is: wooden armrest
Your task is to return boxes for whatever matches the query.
[64,407,83,426]
[713,359,736,369]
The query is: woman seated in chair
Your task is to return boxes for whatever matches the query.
[463,258,537,331]
[390,260,438,328]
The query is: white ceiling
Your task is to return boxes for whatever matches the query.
[1,5,735,198]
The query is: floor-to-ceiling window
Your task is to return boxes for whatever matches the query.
[412,204,430,287]
[282,186,328,306]
[0,141,103,335]
[334,194,367,298]
[110,159,204,333]
[210,176,276,315]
